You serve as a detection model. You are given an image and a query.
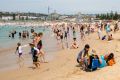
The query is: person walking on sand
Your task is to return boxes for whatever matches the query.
[114,22,119,33]
[97,26,102,39]
[105,23,111,38]
[80,25,85,40]
[73,27,77,41]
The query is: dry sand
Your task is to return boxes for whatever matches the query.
[0,31,120,80]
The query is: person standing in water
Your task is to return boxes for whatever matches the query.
[73,27,77,41]
[15,43,28,67]
[27,31,29,38]
[33,33,38,47]
[29,43,40,69]
[15,43,23,59]
[37,32,46,63]
[11,32,15,39]
[19,32,21,38]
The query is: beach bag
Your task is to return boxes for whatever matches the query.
[108,59,115,66]
[91,59,99,71]
[99,56,107,68]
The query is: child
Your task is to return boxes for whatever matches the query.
[15,43,23,59]
[108,34,113,41]
[15,43,28,67]
[70,38,79,49]
[29,43,40,68]
[15,43,28,59]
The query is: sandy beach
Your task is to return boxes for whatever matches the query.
[0,30,120,80]
[1,0,120,80]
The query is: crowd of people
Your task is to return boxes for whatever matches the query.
[97,21,120,41]
[51,22,95,49]
[9,30,29,39]
[50,21,119,71]
[14,20,120,70]
[15,31,46,69]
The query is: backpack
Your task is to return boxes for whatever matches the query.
[91,59,99,71]
[108,59,115,66]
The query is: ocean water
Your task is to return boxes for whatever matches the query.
[0,25,63,71]
[0,25,82,71]
[0,25,61,52]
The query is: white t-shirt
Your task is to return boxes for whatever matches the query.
[18,44,29,54]
[18,46,22,53]
[33,47,40,54]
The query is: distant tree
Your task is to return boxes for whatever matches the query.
[109,11,113,20]
[0,12,2,19]
[13,14,16,20]
[96,11,120,20]
[113,11,118,20]
[106,13,109,19]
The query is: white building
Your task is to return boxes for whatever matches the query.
[2,16,13,20]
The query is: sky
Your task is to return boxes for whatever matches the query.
[0,0,120,14]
